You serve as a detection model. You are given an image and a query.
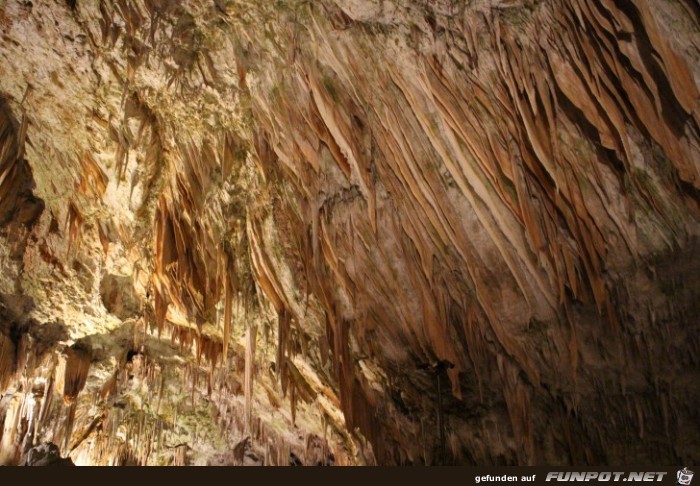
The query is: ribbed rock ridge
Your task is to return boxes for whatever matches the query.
[0,0,698,465]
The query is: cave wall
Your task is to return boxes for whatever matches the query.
[0,0,699,465]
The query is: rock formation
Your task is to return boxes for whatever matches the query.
[0,0,698,465]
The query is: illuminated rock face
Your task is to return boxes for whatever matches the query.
[0,0,699,466]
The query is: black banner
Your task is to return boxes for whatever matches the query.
[0,465,694,486]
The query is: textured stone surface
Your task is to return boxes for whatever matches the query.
[0,0,699,465]
[21,442,75,466]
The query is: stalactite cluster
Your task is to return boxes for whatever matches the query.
[0,0,698,465]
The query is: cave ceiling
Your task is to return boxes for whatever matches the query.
[0,0,699,466]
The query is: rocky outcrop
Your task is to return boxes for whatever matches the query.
[21,443,75,466]
[100,273,140,320]
[0,0,698,465]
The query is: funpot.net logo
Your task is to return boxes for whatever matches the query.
[545,472,668,482]
[544,469,695,484]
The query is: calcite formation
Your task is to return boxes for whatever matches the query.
[0,0,699,465]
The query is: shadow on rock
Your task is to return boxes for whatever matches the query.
[20,443,75,466]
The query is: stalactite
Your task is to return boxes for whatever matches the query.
[55,348,91,405]
[290,381,297,427]
[52,347,91,455]
[244,325,257,435]
[65,200,83,255]
[0,394,22,465]
[0,333,16,392]
[277,308,290,395]
[223,271,233,360]
[173,444,187,466]
[0,0,696,467]
[63,401,78,454]
[36,373,54,445]
[154,290,168,337]
[100,373,118,401]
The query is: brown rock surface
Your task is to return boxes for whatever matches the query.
[0,0,698,465]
